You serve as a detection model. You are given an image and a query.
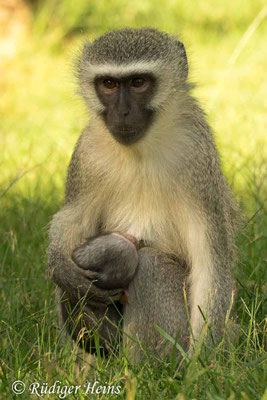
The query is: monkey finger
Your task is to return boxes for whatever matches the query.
[72,264,124,301]
[78,268,99,280]
[71,273,122,304]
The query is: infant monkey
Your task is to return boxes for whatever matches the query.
[72,232,139,290]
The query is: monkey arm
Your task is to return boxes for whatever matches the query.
[48,131,122,300]
[183,195,237,346]
[47,206,126,353]
[177,112,240,346]
[189,258,235,346]
[188,221,237,346]
[48,206,139,299]
[48,221,141,354]
[185,162,238,344]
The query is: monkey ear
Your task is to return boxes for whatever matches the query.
[79,41,92,68]
[176,41,189,80]
[82,41,91,57]
[77,41,90,78]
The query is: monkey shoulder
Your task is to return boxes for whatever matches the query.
[64,128,97,204]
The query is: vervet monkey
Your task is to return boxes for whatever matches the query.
[72,232,139,290]
[48,28,240,358]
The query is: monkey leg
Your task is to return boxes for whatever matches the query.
[57,287,123,356]
[123,247,190,362]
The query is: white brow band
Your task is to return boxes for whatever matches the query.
[85,61,162,79]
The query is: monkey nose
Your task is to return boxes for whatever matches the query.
[118,108,130,117]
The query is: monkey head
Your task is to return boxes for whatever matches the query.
[77,28,189,145]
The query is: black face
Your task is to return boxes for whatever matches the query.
[94,74,156,145]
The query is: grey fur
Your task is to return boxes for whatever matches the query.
[78,27,188,77]
[124,248,189,360]
[72,233,139,289]
[48,27,241,359]
[77,28,190,113]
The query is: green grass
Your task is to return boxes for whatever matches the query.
[0,0,266,398]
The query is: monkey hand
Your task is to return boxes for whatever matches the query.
[47,248,123,304]
[72,232,139,290]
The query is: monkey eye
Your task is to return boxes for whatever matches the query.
[103,79,117,89]
[131,77,145,88]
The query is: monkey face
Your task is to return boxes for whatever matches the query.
[94,74,156,145]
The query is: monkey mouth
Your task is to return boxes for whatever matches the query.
[111,127,144,145]
[118,129,137,136]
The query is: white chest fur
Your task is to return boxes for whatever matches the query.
[100,156,191,257]
[87,130,209,264]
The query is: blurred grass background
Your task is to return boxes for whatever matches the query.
[0,1,266,399]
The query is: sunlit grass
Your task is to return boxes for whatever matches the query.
[0,1,266,398]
